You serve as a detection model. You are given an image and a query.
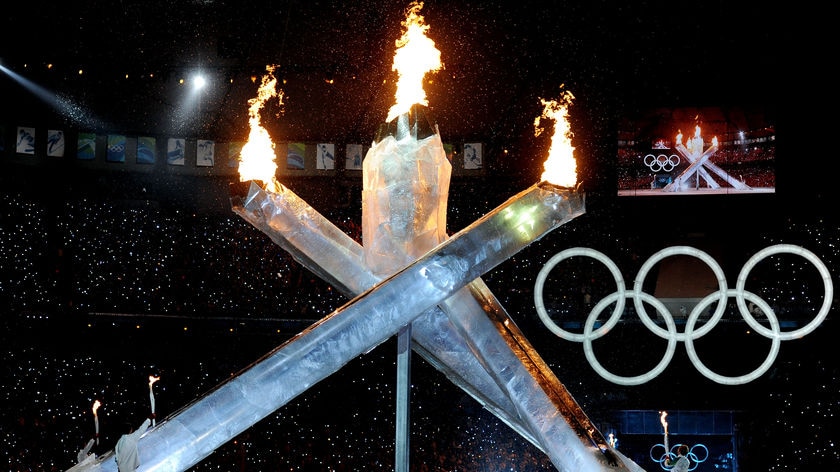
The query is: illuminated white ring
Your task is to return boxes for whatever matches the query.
[649,443,708,471]
[687,443,709,466]
[648,443,668,466]
[584,290,678,386]
[633,246,728,341]
[686,289,780,384]
[735,244,833,341]
[658,154,679,172]
[534,247,626,342]
[643,154,660,171]
[535,245,833,385]
[644,154,680,172]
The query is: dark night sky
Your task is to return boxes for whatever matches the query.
[0,1,789,139]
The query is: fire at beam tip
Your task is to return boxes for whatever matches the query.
[535,88,577,188]
[238,65,284,187]
[386,1,442,123]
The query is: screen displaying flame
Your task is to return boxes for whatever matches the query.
[149,375,160,387]
[92,400,101,415]
[535,89,577,187]
[659,410,669,433]
[386,1,442,122]
[238,65,284,186]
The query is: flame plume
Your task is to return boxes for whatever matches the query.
[386,1,442,122]
[238,65,284,185]
[535,89,577,188]
[92,399,101,443]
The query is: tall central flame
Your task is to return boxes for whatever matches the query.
[535,89,577,187]
[679,125,718,153]
[386,1,442,122]
[238,65,284,186]
[660,410,669,433]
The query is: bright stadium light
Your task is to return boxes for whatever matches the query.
[192,73,207,90]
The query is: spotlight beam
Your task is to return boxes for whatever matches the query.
[0,64,104,129]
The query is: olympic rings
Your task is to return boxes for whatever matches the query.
[533,244,833,385]
[644,154,680,172]
[649,443,708,471]
[736,244,833,340]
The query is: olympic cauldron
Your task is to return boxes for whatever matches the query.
[70,106,645,472]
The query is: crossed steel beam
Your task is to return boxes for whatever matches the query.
[231,181,627,469]
[664,141,750,192]
[72,180,642,471]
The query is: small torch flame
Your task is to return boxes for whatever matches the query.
[93,399,101,444]
[660,410,668,434]
[238,65,284,187]
[534,89,577,187]
[386,1,442,122]
[149,375,160,425]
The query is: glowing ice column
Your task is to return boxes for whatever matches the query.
[74,180,586,472]
[362,105,450,275]
[361,106,449,471]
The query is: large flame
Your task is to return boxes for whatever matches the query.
[535,89,577,187]
[686,125,703,153]
[386,1,442,122]
[680,125,718,153]
[238,65,284,186]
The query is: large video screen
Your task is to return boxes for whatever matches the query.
[617,106,775,197]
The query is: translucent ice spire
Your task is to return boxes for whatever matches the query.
[362,105,451,277]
